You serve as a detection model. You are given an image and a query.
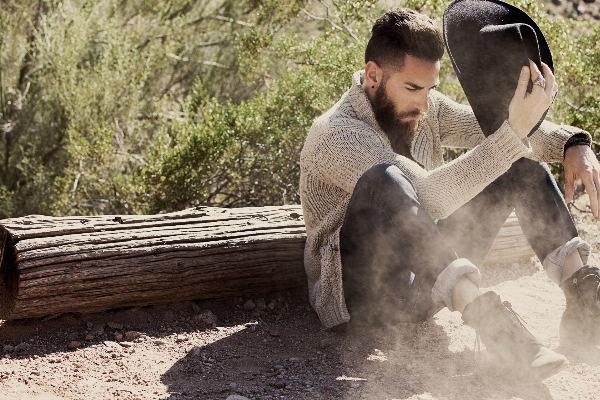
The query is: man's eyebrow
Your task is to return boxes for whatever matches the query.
[405,81,439,90]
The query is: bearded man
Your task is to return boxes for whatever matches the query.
[299,5,600,383]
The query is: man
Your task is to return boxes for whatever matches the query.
[299,7,600,382]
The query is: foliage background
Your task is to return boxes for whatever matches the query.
[0,0,598,217]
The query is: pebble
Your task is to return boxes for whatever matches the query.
[114,334,123,341]
[68,341,81,350]
[226,396,250,400]
[256,298,267,310]
[154,340,166,346]
[175,335,187,343]
[191,302,201,314]
[107,322,123,330]
[320,338,333,349]
[124,331,140,341]
[274,380,286,388]
[85,335,95,341]
[195,310,218,328]
[273,365,284,370]
[244,300,256,310]
[268,301,276,310]
[3,345,14,353]
[15,343,32,352]
[119,342,131,348]
[192,346,202,356]
[269,330,280,337]
[289,357,299,362]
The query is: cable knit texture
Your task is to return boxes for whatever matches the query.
[300,70,590,328]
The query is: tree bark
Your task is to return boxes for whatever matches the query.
[0,206,533,320]
[0,206,307,319]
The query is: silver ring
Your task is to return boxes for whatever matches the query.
[533,76,546,89]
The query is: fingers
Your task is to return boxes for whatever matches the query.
[565,172,575,204]
[529,59,544,91]
[588,171,600,219]
[515,65,530,99]
[541,62,556,97]
[582,174,599,219]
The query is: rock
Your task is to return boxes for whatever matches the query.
[320,338,333,349]
[191,302,201,313]
[114,334,123,341]
[85,335,95,341]
[107,322,123,330]
[256,298,267,310]
[68,341,81,350]
[119,342,131,348]
[124,331,140,341]
[175,335,187,343]
[274,380,285,388]
[194,310,218,328]
[244,300,256,310]
[192,346,202,356]
[226,396,250,400]
[269,330,280,337]
[15,343,32,352]
[154,340,166,346]
[273,365,284,370]
[93,325,105,335]
[3,345,14,353]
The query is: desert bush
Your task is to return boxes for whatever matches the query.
[1,0,598,216]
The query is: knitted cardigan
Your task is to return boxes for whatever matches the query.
[300,70,589,328]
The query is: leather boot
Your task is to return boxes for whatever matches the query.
[559,265,600,348]
[462,291,568,382]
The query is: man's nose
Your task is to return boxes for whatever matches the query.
[417,93,429,113]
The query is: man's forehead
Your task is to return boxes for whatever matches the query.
[386,56,440,86]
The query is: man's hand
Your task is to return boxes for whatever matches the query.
[564,145,600,220]
[508,60,558,140]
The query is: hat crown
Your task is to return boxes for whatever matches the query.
[443,0,552,137]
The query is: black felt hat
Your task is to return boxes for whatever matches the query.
[443,0,552,137]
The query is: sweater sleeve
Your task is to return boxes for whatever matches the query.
[432,90,592,163]
[311,118,531,220]
[432,90,486,149]
[528,120,592,163]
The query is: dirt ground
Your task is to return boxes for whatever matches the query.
[0,198,598,400]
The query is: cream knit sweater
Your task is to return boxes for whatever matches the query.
[300,70,588,328]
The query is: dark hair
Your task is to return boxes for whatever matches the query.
[365,8,444,70]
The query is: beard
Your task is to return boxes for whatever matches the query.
[372,84,422,159]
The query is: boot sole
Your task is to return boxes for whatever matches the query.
[531,358,569,383]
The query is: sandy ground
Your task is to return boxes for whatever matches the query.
[0,201,598,400]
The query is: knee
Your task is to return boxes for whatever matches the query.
[354,164,418,203]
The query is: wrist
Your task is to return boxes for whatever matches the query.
[563,133,591,159]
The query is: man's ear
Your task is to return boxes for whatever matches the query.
[364,61,383,90]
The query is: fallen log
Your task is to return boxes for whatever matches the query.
[0,206,307,320]
[0,206,534,320]
[482,212,535,265]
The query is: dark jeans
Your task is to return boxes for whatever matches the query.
[340,158,578,325]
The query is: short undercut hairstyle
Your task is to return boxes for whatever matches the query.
[365,8,445,70]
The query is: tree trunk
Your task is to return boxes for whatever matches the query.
[0,206,533,320]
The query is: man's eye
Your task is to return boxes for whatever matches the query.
[406,87,419,92]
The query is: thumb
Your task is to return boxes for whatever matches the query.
[564,173,575,203]
[514,66,530,99]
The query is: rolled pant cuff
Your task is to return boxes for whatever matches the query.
[542,237,591,285]
[431,258,481,311]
